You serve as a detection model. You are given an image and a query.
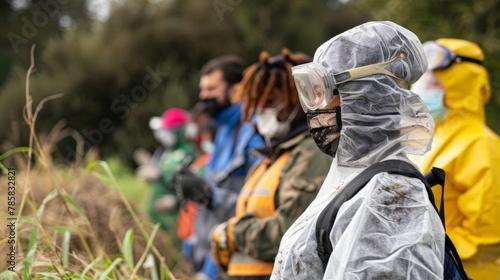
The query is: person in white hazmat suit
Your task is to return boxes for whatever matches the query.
[271,21,445,279]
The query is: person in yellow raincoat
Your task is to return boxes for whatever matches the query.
[411,38,500,279]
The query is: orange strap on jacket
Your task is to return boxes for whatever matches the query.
[228,152,291,276]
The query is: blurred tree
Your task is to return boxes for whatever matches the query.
[0,0,368,165]
[0,0,101,160]
[3,0,95,68]
[1,0,498,166]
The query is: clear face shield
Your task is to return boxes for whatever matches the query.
[292,53,409,112]
[292,63,336,111]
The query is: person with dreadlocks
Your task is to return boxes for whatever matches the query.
[209,49,332,280]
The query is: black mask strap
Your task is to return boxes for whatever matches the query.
[454,55,482,66]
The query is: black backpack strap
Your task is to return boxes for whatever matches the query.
[445,235,469,280]
[315,159,424,269]
[425,168,469,280]
[424,167,446,228]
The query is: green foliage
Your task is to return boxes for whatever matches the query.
[122,229,135,270]
[1,0,499,165]
[0,0,367,164]
[102,157,149,206]
[0,159,180,279]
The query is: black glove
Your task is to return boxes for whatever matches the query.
[171,166,213,206]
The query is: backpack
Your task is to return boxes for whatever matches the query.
[315,159,469,280]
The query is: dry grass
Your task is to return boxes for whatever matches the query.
[0,163,192,279]
[0,45,192,279]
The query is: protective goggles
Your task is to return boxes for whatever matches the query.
[292,53,409,112]
[423,41,482,71]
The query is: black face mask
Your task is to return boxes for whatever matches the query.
[194,98,229,117]
[306,106,342,157]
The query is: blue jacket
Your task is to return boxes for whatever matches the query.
[205,103,263,187]
[188,103,264,279]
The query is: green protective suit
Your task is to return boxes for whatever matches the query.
[146,129,197,233]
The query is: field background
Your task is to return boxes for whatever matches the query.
[1,0,499,278]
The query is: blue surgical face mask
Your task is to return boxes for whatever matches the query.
[415,90,448,123]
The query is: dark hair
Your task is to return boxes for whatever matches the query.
[239,48,311,122]
[200,55,248,87]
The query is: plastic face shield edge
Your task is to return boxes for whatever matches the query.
[292,53,409,112]
[292,62,336,112]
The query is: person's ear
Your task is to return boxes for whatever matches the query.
[228,83,241,104]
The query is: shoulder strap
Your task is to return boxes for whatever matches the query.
[316,159,423,266]
[425,167,446,227]
[426,168,468,280]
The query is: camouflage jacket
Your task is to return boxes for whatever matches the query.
[230,121,332,262]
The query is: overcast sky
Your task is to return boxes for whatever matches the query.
[10,0,112,21]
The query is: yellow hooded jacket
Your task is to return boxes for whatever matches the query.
[416,38,500,277]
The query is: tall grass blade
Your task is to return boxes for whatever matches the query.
[0,146,31,161]
[62,192,97,260]
[62,194,90,221]
[0,271,16,280]
[0,146,32,173]
[62,230,71,267]
[143,253,159,280]
[80,256,102,279]
[98,257,123,280]
[24,190,58,279]
[130,224,160,277]
[122,228,135,270]
[85,161,118,188]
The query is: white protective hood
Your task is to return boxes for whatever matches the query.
[314,21,433,167]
